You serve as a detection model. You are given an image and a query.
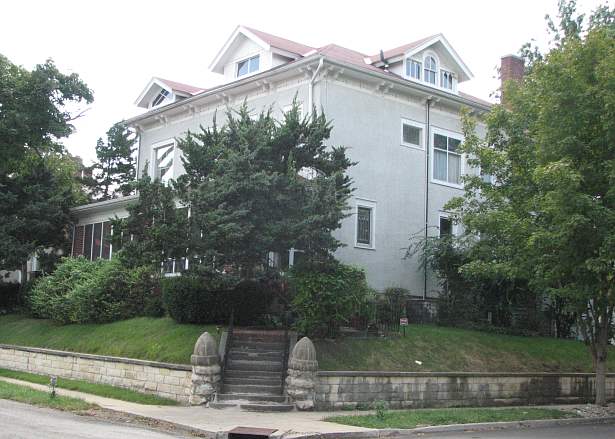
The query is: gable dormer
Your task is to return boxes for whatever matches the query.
[367,34,473,94]
[209,26,314,82]
[135,77,205,109]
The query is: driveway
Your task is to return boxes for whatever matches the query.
[0,399,188,439]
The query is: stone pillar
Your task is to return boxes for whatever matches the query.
[285,336,318,410]
[189,332,221,406]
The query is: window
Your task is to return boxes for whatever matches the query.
[401,119,424,149]
[424,56,437,85]
[237,55,260,77]
[433,132,462,185]
[406,59,421,80]
[441,70,454,90]
[155,144,174,183]
[151,89,170,107]
[439,216,453,237]
[357,207,372,245]
[73,221,113,261]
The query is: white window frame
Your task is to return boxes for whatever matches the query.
[151,139,176,183]
[151,88,171,108]
[423,53,439,86]
[400,118,425,150]
[440,69,455,91]
[405,58,422,81]
[354,198,376,250]
[236,54,260,78]
[438,213,460,237]
[431,127,464,189]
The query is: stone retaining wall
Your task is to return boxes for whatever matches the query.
[316,371,615,410]
[0,344,191,403]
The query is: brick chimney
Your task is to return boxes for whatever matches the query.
[500,54,524,103]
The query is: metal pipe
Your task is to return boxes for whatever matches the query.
[308,57,324,113]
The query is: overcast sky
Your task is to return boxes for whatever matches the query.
[1,0,606,164]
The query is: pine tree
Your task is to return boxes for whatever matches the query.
[90,122,136,200]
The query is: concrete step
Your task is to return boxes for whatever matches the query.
[231,341,286,351]
[240,402,294,412]
[223,383,282,395]
[224,376,281,387]
[216,393,287,403]
[228,350,284,362]
[232,329,287,342]
[209,401,237,409]
[227,359,283,372]
[224,369,282,379]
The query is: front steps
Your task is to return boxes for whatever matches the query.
[211,329,293,412]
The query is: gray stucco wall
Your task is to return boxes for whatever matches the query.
[316,371,615,410]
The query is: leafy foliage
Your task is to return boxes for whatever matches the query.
[290,261,370,337]
[176,101,354,278]
[0,54,92,271]
[447,1,615,404]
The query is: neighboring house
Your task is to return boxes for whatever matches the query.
[69,25,523,297]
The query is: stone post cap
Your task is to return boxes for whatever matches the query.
[193,332,218,357]
[289,336,318,371]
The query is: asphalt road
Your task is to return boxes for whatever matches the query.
[0,399,187,439]
[428,422,615,438]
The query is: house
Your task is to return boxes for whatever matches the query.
[68,25,524,297]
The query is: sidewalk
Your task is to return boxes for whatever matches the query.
[2,376,615,439]
[0,376,369,437]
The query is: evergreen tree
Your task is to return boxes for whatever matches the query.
[89,122,136,200]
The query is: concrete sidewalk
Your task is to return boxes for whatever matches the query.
[0,376,369,437]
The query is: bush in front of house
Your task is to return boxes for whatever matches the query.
[28,257,162,324]
[0,282,22,313]
[289,260,370,338]
[162,275,275,325]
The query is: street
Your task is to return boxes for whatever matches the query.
[425,422,615,438]
[0,399,190,439]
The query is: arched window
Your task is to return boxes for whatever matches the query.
[424,56,437,85]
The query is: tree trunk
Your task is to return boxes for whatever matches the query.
[594,321,609,406]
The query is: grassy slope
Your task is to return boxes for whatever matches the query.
[0,380,93,411]
[326,407,578,429]
[0,314,221,365]
[315,324,615,372]
[0,368,177,405]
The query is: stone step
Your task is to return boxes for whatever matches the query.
[227,359,283,372]
[232,329,287,341]
[216,393,287,403]
[231,341,286,351]
[209,401,237,409]
[240,402,294,412]
[229,346,285,355]
[228,351,284,362]
[223,383,282,395]
[224,369,282,379]
[224,376,281,387]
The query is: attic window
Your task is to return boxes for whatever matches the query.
[441,70,454,90]
[406,59,421,80]
[237,55,260,77]
[424,56,437,85]
[152,89,170,107]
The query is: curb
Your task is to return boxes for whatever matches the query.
[287,416,615,438]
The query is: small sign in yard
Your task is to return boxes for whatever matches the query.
[400,317,408,337]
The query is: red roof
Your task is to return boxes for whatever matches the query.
[243,26,314,56]
[156,77,206,95]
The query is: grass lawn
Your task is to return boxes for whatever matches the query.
[0,368,177,405]
[0,314,221,364]
[315,324,615,372]
[326,407,579,429]
[0,379,93,411]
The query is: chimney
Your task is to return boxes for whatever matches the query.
[500,54,524,103]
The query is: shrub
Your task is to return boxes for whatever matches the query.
[0,282,21,312]
[162,275,275,325]
[290,261,370,337]
[28,257,163,324]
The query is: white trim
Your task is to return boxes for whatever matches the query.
[400,118,425,150]
[209,26,271,74]
[354,198,376,250]
[134,78,174,108]
[402,34,473,81]
[430,126,464,189]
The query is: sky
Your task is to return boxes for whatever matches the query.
[1,0,606,164]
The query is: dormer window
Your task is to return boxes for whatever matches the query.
[237,55,260,77]
[406,59,421,80]
[424,56,437,85]
[151,89,170,107]
[441,70,454,90]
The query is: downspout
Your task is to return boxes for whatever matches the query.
[308,57,325,113]
[423,98,432,300]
